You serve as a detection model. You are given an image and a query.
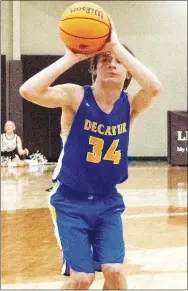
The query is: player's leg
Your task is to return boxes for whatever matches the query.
[93,192,128,289]
[48,183,70,276]
[62,268,95,290]
[102,263,128,290]
[49,182,95,289]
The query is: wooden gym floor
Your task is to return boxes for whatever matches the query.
[1,162,187,289]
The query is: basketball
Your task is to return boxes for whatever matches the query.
[59,2,111,54]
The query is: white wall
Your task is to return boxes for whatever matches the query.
[1,1,187,156]
[1,1,13,59]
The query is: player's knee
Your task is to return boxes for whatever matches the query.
[102,263,124,280]
[71,271,95,288]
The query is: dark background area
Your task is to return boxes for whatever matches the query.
[168,111,188,166]
[1,55,6,133]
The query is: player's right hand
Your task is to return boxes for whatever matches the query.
[64,44,112,63]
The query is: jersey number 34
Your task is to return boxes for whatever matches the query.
[86,136,121,164]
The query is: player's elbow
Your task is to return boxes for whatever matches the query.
[19,85,37,101]
[19,85,30,99]
[149,80,162,97]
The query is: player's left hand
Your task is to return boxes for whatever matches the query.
[88,16,120,56]
[107,16,121,47]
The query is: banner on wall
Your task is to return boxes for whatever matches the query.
[168,111,188,166]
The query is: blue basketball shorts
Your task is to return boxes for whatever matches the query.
[49,181,126,274]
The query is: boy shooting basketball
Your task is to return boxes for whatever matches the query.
[20,17,161,290]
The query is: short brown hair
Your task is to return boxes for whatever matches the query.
[89,44,135,90]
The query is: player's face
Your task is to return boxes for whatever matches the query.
[96,52,128,87]
[4,121,15,133]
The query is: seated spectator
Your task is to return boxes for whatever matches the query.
[1,121,29,167]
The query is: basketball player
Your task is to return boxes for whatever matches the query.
[1,121,29,167]
[19,18,161,290]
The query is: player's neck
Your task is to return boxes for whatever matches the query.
[92,83,122,105]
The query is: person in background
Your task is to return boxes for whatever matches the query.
[1,120,29,167]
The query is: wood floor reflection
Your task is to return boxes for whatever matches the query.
[1,163,187,289]
[2,208,62,284]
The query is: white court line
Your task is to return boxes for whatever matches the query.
[122,212,187,219]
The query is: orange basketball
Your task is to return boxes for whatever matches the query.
[59,2,111,54]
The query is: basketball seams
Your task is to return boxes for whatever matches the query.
[60,17,110,29]
[59,27,109,40]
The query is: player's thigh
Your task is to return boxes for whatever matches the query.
[93,194,125,263]
[49,185,95,273]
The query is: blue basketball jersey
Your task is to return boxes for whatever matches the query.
[52,85,130,193]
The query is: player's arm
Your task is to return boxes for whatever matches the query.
[19,48,98,110]
[112,42,162,104]
[128,90,159,129]
[108,17,162,120]
[19,54,82,109]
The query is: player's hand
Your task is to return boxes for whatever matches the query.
[64,36,117,63]
[82,16,120,55]
[107,16,121,47]
[65,45,103,63]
